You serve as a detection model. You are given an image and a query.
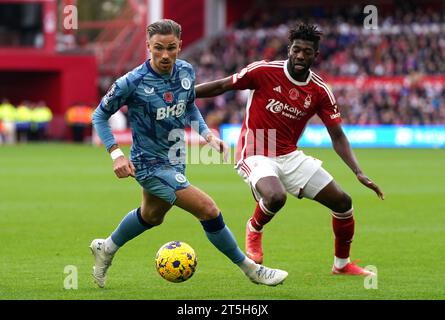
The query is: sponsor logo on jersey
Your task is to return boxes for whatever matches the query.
[273,86,281,93]
[175,173,187,183]
[289,88,299,100]
[304,94,312,109]
[164,91,174,103]
[144,86,155,95]
[265,99,307,119]
[103,83,117,106]
[156,102,186,120]
[266,99,284,113]
[181,78,191,90]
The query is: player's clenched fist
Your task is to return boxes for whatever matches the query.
[113,156,136,178]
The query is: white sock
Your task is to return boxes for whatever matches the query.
[104,236,120,255]
[237,257,258,275]
[248,220,263,233]
[334,256,350,269]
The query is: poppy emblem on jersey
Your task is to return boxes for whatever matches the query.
[289,88,299,100]
[304,94,312,109]
[181,78,191,90]
[164,92,174,103]
[175,173,187,184]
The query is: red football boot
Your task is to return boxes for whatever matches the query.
[332,262,375,276]
[245,219,264,264]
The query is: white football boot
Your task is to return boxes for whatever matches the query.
[246,264,288,286]
[89,239,115,288]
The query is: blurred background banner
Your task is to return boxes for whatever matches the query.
[221,124,445,148]
[0,0,444,146]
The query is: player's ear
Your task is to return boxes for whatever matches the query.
[146,40,151,51]
[178,40,183,52]
[314,50,319,59]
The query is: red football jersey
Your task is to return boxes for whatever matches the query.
[232,60,341,164]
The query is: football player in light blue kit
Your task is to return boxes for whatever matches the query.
[90,19,288,288]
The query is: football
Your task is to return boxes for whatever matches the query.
[155,241,198,283]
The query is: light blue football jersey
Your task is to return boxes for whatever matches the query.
[93,59,210,164]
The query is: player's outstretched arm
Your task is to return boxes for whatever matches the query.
[327,124,385,200]
[186,101,229,162]
[195,76,234,98]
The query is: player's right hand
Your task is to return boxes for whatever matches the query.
[356,172,384,200]
[113,156,136,178]
[206,134,229,163]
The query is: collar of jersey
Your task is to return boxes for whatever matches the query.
[283,59,312,86]
[145,60,177,79]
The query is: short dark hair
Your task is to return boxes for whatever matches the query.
[288,23,322,50]
[147,19,182,39]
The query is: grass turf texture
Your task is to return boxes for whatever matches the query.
[0,144,444,299]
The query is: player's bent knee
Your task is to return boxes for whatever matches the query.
[140,210,164,226]
[332,193,353,216]
[264,191,287,212]
[198,200,220,221]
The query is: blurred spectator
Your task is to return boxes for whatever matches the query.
[15,101,32,143]
[0,99,16,144]
[185,1,445,126]
[65,103,94,143]
[29,101,53,141]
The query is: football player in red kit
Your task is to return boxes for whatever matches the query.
[195,23,384,275]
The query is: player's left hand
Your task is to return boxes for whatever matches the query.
[356,172,384,200]
[206,134,229,163]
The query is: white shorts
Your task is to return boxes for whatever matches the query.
[236,150,333,200]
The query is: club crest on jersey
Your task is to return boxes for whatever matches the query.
[164,91,174,103]
[304,94,312,109]
[181,78,191,90]
[289,88,299,100]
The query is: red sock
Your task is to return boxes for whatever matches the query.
[250,199,276,231]
[332,215,355,259]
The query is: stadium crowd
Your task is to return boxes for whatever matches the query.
[188,2,445,126]
[0,99,53,144]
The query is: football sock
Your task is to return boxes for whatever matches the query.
[110,207,153,248]
[104,236,119,255]
[332,212,355,262]
[334,257,351,269]
[238,257,258,275]
[200,213,246,264]
[250,198,277,231]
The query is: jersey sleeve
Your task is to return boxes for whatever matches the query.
[92,75,133,150]
[316,85,342,126]
[231,61,264,90]
[186,68,210,138]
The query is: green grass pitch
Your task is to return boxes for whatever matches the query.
[0,144,444,299]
